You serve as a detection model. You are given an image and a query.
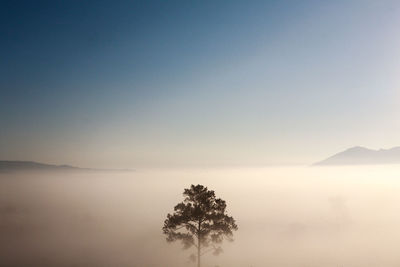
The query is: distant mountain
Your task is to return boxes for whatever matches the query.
[0,161,92,172]
[0,161,134,173]
[314,146,400,166]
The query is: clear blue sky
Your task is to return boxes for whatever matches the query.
[1,1,399,168]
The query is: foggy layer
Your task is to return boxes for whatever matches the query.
[1,166,400,267]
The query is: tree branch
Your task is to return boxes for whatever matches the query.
[200,245,217,256]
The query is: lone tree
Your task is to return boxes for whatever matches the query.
[163,184,238,267]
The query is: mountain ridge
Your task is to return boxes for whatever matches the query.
[0,160,133,173]
[314,146,400,166]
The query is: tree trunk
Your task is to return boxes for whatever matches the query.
[197,220,201,267]
[197,241,200,267]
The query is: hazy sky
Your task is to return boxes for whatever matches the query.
[1,1,400,168]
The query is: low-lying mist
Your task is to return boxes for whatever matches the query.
[1,166,400,267]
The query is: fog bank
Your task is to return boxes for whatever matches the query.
[1,166,400,267]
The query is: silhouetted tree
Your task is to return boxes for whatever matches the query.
[163,184,238,267]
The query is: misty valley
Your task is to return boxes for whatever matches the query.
[3,0,400,266]
[1,166,399,267]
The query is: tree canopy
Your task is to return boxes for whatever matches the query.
[163,184,238,267]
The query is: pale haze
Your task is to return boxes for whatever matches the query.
[2,166,400,267]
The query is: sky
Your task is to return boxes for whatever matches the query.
[1,0,400,168]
